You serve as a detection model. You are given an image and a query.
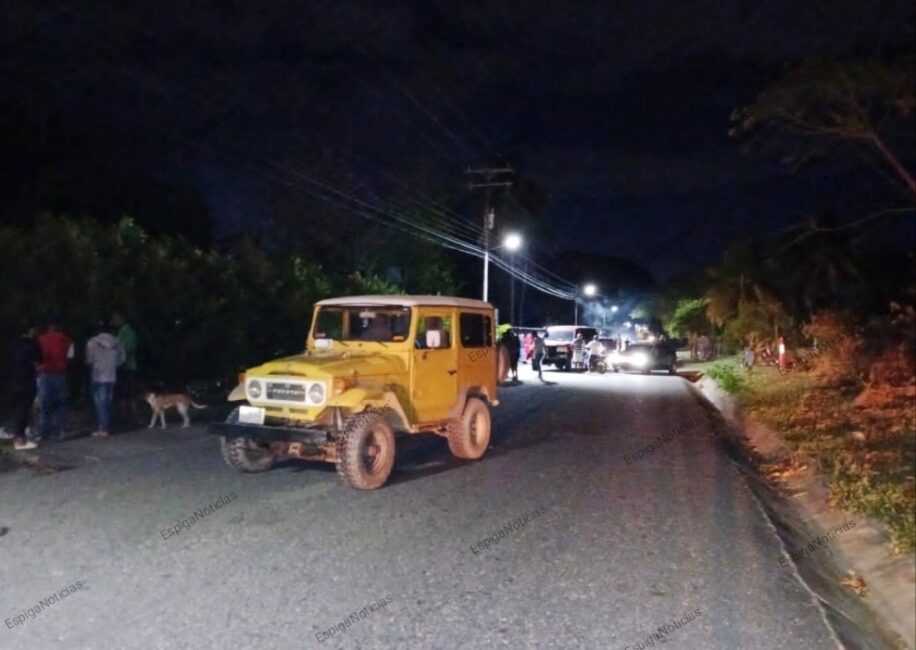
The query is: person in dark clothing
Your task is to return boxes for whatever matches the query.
[532,330,547,381]
[5,322,42,450]
[503,329,521,381]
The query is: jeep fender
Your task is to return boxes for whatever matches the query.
[330,388,413,432]
[449,385,498,420]
[227,383,246,401]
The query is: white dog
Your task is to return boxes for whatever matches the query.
[145,393,206,428]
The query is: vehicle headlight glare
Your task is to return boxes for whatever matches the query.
[308,383,326,404]
[247,379,262,399]
[632,353,648,367]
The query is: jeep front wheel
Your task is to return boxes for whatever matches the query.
[336,412,396,490]
[220,436,276,473]
[447,397,491,460]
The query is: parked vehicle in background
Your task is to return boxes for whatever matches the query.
[542,326,599,371]
[609,341,678,374]
[210,295,499,490]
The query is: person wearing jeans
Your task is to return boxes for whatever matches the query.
[36,323,74,439]
[91,382,115,433]
[85,321,125,437]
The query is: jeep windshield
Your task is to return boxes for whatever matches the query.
[312,306,412,342]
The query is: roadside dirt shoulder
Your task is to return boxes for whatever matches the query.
[693,376,915,650]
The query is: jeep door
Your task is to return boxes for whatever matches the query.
[456,310,496,397]
[411,308,458,423]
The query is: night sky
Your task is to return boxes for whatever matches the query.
[1,1,913,281]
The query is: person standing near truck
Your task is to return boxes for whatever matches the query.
[532,331,547,381]
[572,332,585,370]
[503,328,521,381]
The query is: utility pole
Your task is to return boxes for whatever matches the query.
[467,166,513,303]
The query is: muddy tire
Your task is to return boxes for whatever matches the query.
[447,397,491,460]
[336,412,396,490]
[220,436,275,472]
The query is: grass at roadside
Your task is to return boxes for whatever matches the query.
[678,354,741,375]
[738,367,916,553]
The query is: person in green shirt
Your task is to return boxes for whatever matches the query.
[112,312,139,426]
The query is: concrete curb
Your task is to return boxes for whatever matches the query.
[691,376,915,650]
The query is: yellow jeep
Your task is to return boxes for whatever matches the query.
[210,295,499,490]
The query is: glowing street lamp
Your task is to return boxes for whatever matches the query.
[610,304,619,313]
[483,232,523,305]
[575,283,598,325]
[501,232,523,323]
[503,232,522,251]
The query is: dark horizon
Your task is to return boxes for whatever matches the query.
[2,0,914,290]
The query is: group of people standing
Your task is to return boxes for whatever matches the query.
[499,329,549,382]
[3,315,138,450]
[500,329,627,380]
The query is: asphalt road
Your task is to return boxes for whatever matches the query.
[0,364,843,650]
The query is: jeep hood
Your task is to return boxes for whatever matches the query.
[246,351,406,379]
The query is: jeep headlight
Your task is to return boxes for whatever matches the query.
[247,379,263,400]
[308,382,326,404]
[631,352,648,367]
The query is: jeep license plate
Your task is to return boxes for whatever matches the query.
[238,406,266,425]
[266,382,306,402]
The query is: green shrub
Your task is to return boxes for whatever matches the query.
[706,362,748,395]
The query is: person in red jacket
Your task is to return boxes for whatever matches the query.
[36,322,74,440]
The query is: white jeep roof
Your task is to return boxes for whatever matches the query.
[316,295,493,310]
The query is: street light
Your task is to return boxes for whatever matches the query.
[482,232,523,310]
[503,232,522,251]
[611,304,619,313]
[503,233,523,323]
[575,283,598,325]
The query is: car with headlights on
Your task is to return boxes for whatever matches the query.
[209,295,500,490]
[609,342,677,374]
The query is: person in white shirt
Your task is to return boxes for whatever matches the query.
[585,338,603,371]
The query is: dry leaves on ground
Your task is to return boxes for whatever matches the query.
[764,455,809,482]
[840,571,869,597]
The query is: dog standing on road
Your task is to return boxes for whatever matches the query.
[145,393,206,428]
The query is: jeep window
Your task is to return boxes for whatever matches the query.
[417,314,452,349]
[546,328,574,342]
[459,313,492,348]
[313,306,411,342]
[577,328,598,341]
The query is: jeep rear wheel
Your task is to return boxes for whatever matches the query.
[447,397,491,460]
[220,436,275,473]
[336,412,396,490]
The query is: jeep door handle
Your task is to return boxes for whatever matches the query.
[447,369,457,375]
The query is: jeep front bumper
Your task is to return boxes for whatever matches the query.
[209,422,330,445]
